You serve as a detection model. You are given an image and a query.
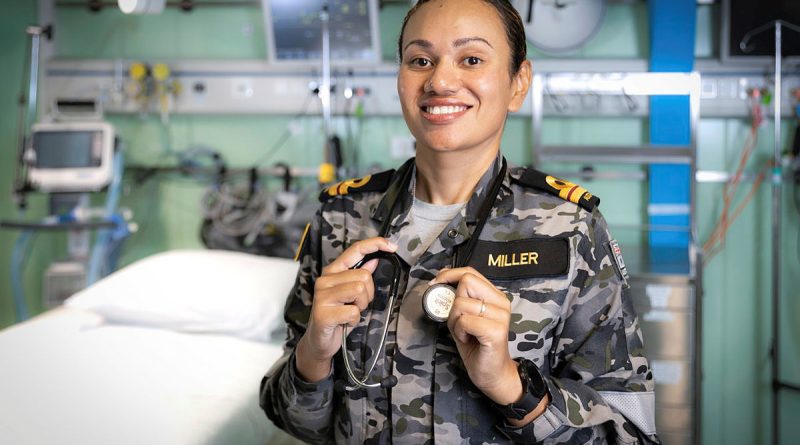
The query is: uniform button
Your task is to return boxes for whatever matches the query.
[447,229,458,239]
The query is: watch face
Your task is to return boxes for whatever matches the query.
[518,358,548,397]
[511,0,608,54]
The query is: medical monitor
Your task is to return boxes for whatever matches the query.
[721,0,800,63]
[26,121,115,193]
[262,0,381,65]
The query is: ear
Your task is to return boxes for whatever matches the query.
[508,59,532,113]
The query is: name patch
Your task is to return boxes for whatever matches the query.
[467,237,569,280]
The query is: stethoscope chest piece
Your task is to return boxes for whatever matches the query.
[422,283,456,322]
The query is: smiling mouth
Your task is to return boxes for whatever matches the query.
[424,105,470,115]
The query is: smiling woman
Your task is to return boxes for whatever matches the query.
[397,0,531,206]
[260,1,659,444]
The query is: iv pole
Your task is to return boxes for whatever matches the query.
[739,19,800,445]
[317,3,341,183]
[13,24,53,211]
[320,3,332,148]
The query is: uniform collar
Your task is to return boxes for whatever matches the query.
[371,154,515,233]
[371,157,415,234]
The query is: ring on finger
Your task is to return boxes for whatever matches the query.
[479,301,486,317]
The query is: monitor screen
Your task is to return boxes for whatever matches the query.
[727,0,800,58]
[33,131,103,169]
[265,0,379,63]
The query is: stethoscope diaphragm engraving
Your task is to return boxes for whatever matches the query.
[422,283,456,322]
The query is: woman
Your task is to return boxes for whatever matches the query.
[261,1,658,443]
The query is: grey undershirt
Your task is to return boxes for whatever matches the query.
[410,197,466,256]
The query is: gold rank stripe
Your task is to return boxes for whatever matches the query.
[546,175,590,206]
[326,174,373,197]
[294,222,311,262]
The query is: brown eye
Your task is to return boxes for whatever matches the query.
[410,58,431,68]
[465,56,482,66]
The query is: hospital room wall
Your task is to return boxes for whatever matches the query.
[0,0,61,329]
[0,1,798,444]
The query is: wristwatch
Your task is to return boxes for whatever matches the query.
[493,358,549,420]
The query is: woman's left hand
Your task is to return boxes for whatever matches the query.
[432,267,522,406]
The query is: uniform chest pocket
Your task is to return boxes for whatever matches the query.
[467,236,575,365]
[496,275,572,366]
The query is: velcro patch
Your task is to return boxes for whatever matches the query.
[467,238,569,281]
[607,239,630,289]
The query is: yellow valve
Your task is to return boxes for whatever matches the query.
[171,79,183,96]
[152,63,170,82]
[129,62,148,81]
[318,163,336,184]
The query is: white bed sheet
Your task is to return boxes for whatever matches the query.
[0,307,295,445]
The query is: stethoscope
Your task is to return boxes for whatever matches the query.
[340,158,508,391]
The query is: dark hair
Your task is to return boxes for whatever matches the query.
[397,0,528,76]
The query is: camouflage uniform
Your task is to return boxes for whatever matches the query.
[260,156,659,444]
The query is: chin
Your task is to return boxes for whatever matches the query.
[417,140,467,154]
[414,131,472,153]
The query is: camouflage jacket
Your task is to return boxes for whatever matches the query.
[260,156,659,444]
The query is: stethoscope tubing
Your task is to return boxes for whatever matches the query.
[340,158,507,391]
[342,251,404,390]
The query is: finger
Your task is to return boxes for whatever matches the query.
[316,268,375,302]
[323,238,398,275]
[448,296,503,322]
[312,304,362,329]
[315,281,373,311]
[435,269,510,310]
[455,275,510,310]
[447,297,507,336]
[360,258,380,274]
[450,313,507,346]
[432,267,493,288]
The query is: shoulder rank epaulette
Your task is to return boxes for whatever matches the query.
[513,168,601,212]
[319,169,396,202]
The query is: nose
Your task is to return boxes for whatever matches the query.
[424,61,460,95]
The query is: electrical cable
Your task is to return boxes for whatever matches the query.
[703,90,766,262]
[705,160,771,262]
[201,182,275,241]
[702,126,758,255]
[252,93,314,167]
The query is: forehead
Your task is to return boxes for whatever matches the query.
[402,0,508,49]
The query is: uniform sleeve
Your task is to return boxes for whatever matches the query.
[259,209,337,444]
[497,209,660,444]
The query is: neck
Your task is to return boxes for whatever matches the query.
[414,148,499,205]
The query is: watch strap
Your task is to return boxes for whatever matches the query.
[493,358,548,421]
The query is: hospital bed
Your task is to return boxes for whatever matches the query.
[0,249,305,445]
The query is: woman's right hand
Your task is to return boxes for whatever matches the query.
[295,237,398,382]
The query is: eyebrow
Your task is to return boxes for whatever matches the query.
[453,37,493,49]
[404,39,433,52]
[403,36,494,52]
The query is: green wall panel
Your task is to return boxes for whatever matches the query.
[56,4,266,59]
[0,0,49,328]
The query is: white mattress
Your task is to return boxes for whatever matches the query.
[0,307,297,445]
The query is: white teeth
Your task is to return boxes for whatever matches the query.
[426,105,467,115]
